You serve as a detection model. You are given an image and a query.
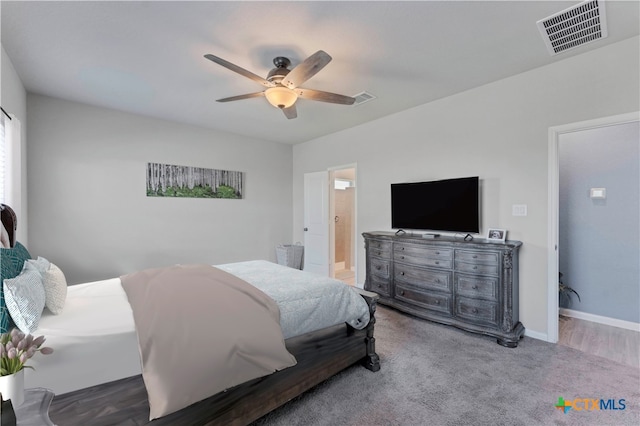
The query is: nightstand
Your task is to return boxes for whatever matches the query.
[14,388,55,426]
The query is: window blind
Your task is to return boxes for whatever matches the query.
[0,114,5,203]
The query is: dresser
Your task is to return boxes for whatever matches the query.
[363,231,525,347]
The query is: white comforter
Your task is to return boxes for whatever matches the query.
[217,260,369,338]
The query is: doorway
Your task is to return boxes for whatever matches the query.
[547,111,640,343]
[330,166,356,286]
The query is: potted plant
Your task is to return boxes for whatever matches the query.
[559,272,581,308]
[0,328,53,406]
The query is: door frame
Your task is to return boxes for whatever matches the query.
[329,163,358,285]
[546,111,639,343]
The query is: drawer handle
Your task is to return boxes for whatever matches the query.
[400,271,405,276]
[435,300,440,305]
[435,261,439,265]
[377,251,381,256]
[375,265,381,270]
[435,251,440,255]
[401,256,405,259]
[472,285,478,289]
[400,290,405,296]
[377,284,382,288]
[435,279,440,283]
[401,247,405,251]
[472,308,478,314]
[473,266,478,270]
[473,255,478,259]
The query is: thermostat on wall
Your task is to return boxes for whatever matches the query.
[590,188,606,199]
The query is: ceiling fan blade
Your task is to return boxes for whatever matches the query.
[294,88,355,105]
[281,50,332,90]
[282,104,297,119]
[216,92,265,103]
[204,54,275,88]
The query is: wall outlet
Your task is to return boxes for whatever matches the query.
[512,204,528,216]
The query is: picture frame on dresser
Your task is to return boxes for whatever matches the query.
[486,228,507,242]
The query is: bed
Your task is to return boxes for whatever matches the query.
[24,260,380,425]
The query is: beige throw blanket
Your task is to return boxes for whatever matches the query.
[120,264,297,420]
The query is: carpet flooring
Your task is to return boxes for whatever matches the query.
[253,306,640,426]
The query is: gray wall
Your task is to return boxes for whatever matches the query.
[293,36,640,337]
[27,94,293,284]
[559,122,640,323]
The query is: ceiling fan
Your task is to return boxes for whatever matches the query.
[204,50,355,119]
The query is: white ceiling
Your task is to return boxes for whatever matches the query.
[2,1,639,144]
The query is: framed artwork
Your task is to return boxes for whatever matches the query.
[146,163,244,199]
[486,228,507,242]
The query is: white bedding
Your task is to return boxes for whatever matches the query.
[25,261,369,395]
[25,278,141,394]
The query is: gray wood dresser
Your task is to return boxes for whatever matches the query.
[363,231,525,347]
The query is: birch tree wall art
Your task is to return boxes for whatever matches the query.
[146,163,244,199]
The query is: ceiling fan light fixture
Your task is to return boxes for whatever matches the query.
[265,86,298,109]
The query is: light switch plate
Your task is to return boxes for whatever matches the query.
[512,204,528,216]
[590,188,606,199]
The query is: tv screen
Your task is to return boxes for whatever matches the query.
[391,176,480,233]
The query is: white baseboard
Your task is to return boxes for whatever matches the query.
[524,328,548,342]
[560,308,640,332]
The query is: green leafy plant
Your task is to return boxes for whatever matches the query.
[147,184,224,198]
[559,272,581,307]
[0,328,53,376]
[215,185,239,199]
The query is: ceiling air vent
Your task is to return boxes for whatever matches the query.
[352,91,377,106]
[536,0,608,56]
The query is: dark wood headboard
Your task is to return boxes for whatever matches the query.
[0,204,16,248]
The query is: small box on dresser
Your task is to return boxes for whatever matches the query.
[364,231,525,347]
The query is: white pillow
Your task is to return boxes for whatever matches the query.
[3,262,46,333]
[27,256,50,275]
[27,257,67,314]
[43,263,67,314]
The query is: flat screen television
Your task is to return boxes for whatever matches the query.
[391,176,480,233]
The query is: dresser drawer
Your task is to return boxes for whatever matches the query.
[455,261,499,276]
[395,243,453,260]
[370,257,391,279]
[394,244,452,269]
[395,283,452,315]
[367,239,392,258]
[456,250,499,265]
[394,265,452,293]
[455,274,498,301]
[455,297,499,326]
[367,275,391,296]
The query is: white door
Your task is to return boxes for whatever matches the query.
[303,171,330,275]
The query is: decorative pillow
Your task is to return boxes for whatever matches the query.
[0,241,32,333]
[27,256,66,314]
[0,242,31,274]
[3,262,46,334]
[27,256,50,275]
[43,263,67,314]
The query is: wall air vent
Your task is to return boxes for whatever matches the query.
[536,0,608,56]
[352,91,377,106]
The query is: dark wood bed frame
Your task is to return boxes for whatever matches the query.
[48,289,380,425]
